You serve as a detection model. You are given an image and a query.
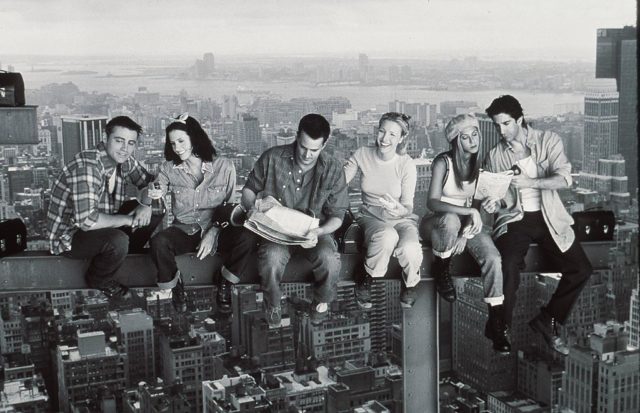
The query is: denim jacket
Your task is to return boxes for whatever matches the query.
[484,127,575,252]
[155,157,236,235]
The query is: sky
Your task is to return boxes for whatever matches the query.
[0,0,636,60]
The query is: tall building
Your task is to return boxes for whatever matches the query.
[561,321,640,413]
[299,311,371,368]
[359,53,369,83]
[55,331,128,412]
[476,114,502,166]
[203,52,215,74]
[60,115,108,164]
[7,165,33,203]
[222,95,238,120]
[581,79,619,174]
[109,309,155,386]
[453,278,516,393]
[233,115,262,153]
[595,26,638,194]
[159,329,203,412]
[627,277,639,350]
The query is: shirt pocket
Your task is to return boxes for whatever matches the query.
[170,185,191,212]
[203,185,228,208]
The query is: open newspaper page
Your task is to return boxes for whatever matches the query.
[243,196,319,245]
[473,170,514,201]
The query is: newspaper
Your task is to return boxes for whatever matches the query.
[473,170,514,201]
[243,196,319,245]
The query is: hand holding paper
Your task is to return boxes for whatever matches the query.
[473,170,513,201]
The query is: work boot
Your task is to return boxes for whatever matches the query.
[171,275,189,314]
[97,279,130,300]
[216,278,233,315]
[433,257,456,302]
[529,311,569,355]
[355,272,373,310]
[484,304,511,354]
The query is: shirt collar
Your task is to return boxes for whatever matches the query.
[501,127,535,152]
[97,142,118,175]
[172,158,215,173]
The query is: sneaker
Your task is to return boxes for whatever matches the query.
[310,301,328,326]
[528,312,569,355]
[355,274,373,310]
[216,278,233,314]
[171,276,189,313]
[399,286,417,308]
[97,280,130,300]
[264,304,282,328]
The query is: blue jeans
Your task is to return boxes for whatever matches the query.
[258,235,340,307]
[420,212,504,304]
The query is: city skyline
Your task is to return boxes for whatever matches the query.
[0,0,636,60]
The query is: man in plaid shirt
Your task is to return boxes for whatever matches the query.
[240,113,349,328]
[47,116,161,299]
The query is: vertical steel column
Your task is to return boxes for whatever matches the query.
[402,279,439,412]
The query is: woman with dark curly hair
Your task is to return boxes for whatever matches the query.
[148,114,255,313]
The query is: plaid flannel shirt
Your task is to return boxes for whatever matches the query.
[47,142,153,255]
[244,143,349,224]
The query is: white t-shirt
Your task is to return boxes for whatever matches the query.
[517,156,541,212]
[344,146,417,210]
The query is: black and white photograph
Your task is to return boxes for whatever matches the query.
[0,0,637,411]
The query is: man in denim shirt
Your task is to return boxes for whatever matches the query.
[241,114,349,328]
[482,95,592,355]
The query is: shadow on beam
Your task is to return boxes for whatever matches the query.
[0,242,611,292]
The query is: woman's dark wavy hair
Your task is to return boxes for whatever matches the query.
[164,116,216,164]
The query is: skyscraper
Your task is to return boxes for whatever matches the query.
[581,79,619,174]
[629,285,639,350]
[55,331,127,412]
[595,26,638,195]
[60,115,108,164]
[109,309,155,386]
[233,115,262,153]
[561,321,640,413]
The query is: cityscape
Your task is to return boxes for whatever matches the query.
[0,2,638,413]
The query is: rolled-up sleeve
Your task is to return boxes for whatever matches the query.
[70,166,102,231]
[343,151,360,184]
[244,153,267,195]
[547,133,572,186]
[323,167,349,222]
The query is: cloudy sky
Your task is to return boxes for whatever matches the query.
[0,0,635,60]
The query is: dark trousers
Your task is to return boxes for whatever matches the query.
[149,225,258,284]
[64,200,163,288]
[495,211,592,326]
